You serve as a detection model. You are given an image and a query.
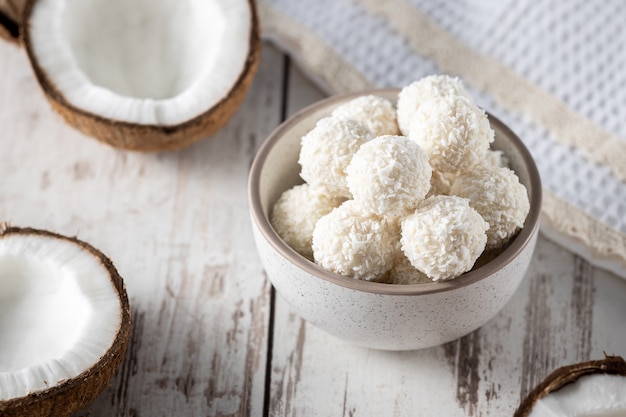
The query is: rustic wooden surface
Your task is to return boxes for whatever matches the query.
[1,39,625,417]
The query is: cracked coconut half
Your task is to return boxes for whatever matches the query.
[21,0,260,151]
[514,355,626,417]
[0,0,26,43]
[0,226,131,417]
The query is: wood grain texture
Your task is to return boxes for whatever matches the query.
[0,40,283,416]
[1,38,626,417]
[266,62,626,417]
[269,237,626,417]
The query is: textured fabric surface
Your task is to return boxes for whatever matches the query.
[259,0,626,278]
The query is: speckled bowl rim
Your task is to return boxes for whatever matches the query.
[248,88,542,296]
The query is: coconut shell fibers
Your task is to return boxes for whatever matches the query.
[0,226,132,417]
[514,355,626,417]
[21,0,261,151]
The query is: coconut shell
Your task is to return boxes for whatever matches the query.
[0,8,18,43]
[514,355,626,417]
[21,0,261,152]
[0,0,26,43]
[0,226,132,417]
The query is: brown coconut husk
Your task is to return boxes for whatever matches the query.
[21,0,261,151]
[514,355,626,417]
[0,226,132,417]
[0,0,22,44]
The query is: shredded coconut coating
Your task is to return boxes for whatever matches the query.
[346,135,432,217]
[484,149,510,168]
[271,183,345,260]
[332,95,400,137]
[401,195,488,281]
[426,170,454,197]
[450,164,530,249]
[408,95,494,173]
[397,75,471,135]
[376,217,428,285]
[312,200,396,281]
[299,116,372,198]
[380,251,433,285]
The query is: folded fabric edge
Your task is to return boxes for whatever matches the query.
[356,0,626,184]
[258,1,626,280]
[541,191,626,280]
[259,2,372,95]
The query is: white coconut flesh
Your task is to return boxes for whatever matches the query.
[528,373,626,417]
[28,0,252,126]
[0,233,121,401]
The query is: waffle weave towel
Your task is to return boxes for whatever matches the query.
[260,0,626,279]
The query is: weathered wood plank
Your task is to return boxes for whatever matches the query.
[2,35,626,417]
[270,238,626,416]
[0,40,285,416]
[267,62,626,416]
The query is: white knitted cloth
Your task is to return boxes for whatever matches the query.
[260,0,626,279]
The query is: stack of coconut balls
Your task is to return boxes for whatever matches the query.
[271,75,530,284]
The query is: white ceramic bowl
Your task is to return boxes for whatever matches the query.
[248,89,542,351]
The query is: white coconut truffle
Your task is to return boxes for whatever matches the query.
[332,95,400,137]
[312,200,396,281]
[299,116,372,198]
[426,170,454,197]
[450,164,530,249]
[384,253,433,285]
[401,195,488,281]
[379,218,431,285]
[397,74,471,135]
[346,135,432,217]
[408,95,494,173]
[271,183,345,260]
[484,149,509,168]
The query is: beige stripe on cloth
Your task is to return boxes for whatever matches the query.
[259,1,626,276]
[542,191,626,277]
[357,0,626,183]
[259,3,373,94]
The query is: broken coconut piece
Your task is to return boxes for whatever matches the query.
[0,226,131,417]
[22,0,260,151]
[514,355,626,417]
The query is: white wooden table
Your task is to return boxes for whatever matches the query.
[1,40,625,417]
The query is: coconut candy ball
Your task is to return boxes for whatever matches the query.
[408,95,494,173]
[397,74,471,135]
[450,164,530,249]
[382,252,433,285]
[426,170,454,198]
[299,116,372,198]
[271,183,345,260]
[346,135,432,217]
[484,149,510,168]
[331,95,400,137]
[312,200,396,281]
[401,195,488,281]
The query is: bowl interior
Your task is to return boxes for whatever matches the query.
[249,88,542,294]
